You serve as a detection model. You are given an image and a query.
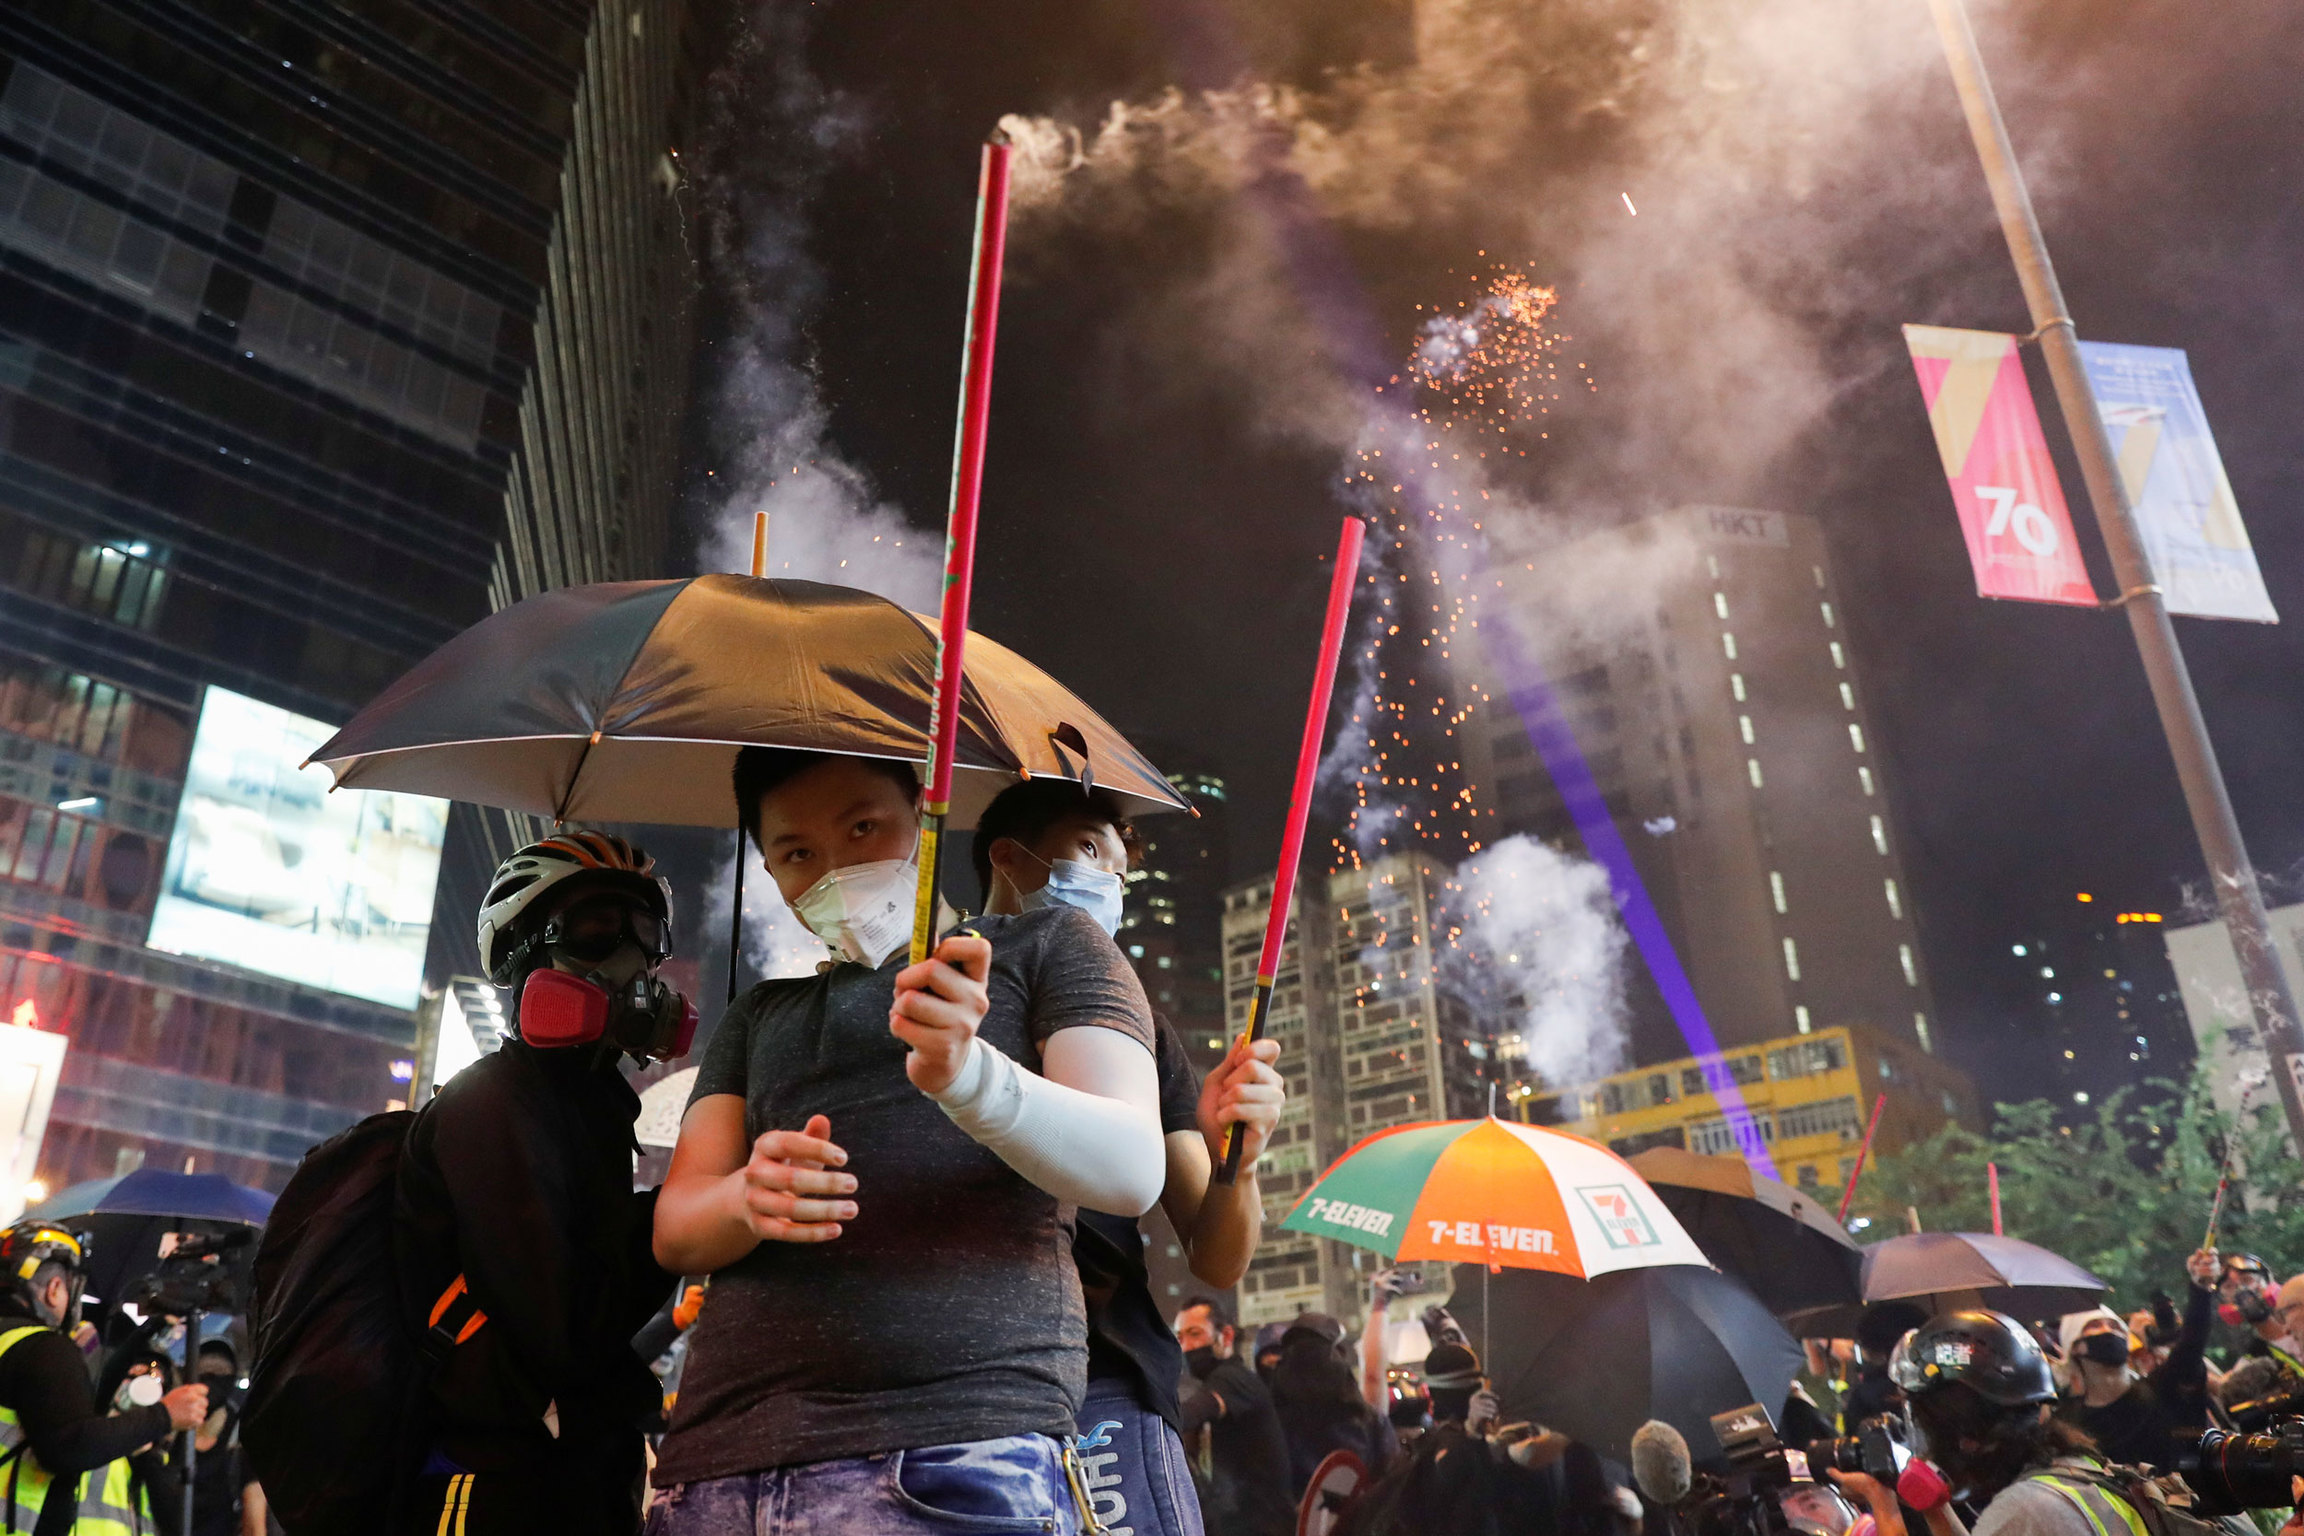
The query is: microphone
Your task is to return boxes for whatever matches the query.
[1631,1419,1694,1507]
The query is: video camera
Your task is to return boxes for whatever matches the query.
[1678,1404,1855,1536]
[125,1228,251,1319]
[1807,1414,1912,1483]
[2174,1421,2304,1515]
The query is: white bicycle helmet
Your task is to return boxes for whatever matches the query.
[477,832,672,986]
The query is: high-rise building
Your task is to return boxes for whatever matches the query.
[1453,507,1941,1068]
[1998,900,2186,1123]
[0,0,710,1190]
[1117,755,1231,1072]
[1223,852,1498,1325]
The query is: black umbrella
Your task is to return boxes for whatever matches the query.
[1448,1262,1805,1465]
[309,575,1188,827]
[1628,1148,1864,1319]
[1859,1232,2107,1319]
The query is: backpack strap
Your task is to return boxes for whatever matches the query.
[424,1275,487,1354]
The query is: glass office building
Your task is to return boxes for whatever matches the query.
[0,0,709,1190]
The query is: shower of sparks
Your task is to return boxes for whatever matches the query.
[1336,264,1573,871]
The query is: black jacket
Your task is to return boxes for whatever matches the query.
[395,1040,670,1476]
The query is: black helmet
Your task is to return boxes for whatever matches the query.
[1891,1309,2054,1407]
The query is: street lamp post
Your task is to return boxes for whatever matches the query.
[1927,0,2304,1159]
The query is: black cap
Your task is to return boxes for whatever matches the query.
[1891,1309,2055,1407]
[1423,1342,1483,1390]
[1284,1312,1345,1348]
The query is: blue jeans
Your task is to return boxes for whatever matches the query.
[1073,1383,1206,1536]
[645,1434,1082,1535]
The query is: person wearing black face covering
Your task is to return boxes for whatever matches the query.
[186,1340,247,1536]
[1176,1297,1295,1536]
[393,835,684,1536]
[2052,1249,2218,1467]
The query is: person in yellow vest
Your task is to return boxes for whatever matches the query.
[0,1223,208,1535]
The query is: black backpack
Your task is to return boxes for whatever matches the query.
[243,1111,485,1536]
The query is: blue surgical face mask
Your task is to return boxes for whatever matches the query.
[1019,851,1126,937]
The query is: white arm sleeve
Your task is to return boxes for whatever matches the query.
[928,1035,1167,1216]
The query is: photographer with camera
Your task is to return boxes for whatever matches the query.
[0,1222,209,1534]
[2217,1258,2304,1424]
[2054,1250,2220,1466]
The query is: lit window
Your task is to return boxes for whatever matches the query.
[1848,723,1866,754]
[1884,879,1902,920]
[1770,871,1788,914]
[2040,967,2054,978]
[1748,758,1764,788]
[1830,642,1846,669]
[1722,632,1738,660]
[1869,815,1888,855]
[1730,673,1746,702]
[1128,945,1145,957]
[1795,1005,1812,1035]
[1858,767,1875,797]
[1900,944,1918,987]
[1915,1014,1933,1054]
[1713,592,1729,619]
[1839,682,1855,711]
[1821,602,1836,628]
[2074,1091,2090,1105]
[1740,715,1756,745]
[1783,937,1802,981]
[2049,991,2063,1004]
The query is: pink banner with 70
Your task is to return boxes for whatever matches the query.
[1904,324,2097,606]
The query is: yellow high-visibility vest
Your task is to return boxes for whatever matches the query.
[0,1325,156,1534]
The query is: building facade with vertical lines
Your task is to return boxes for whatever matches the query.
[0,0,712,1191]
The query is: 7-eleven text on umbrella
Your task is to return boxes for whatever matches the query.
[1428,1221,1557,1255]
[1304,1198,1395,1237]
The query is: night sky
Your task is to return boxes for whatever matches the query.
[680,0,2304,1099]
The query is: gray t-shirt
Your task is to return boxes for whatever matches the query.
[652,905,1155,1481]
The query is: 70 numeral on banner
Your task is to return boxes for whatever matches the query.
[1976,484,2061,557]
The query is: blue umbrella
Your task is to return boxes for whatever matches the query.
[25,1169,273,1325]
[30,1169,275,1227]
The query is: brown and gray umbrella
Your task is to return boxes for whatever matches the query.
[308,575,1187,827]
[1628,1147,1865,1322]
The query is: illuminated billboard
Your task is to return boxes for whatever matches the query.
[147,687,448,1010]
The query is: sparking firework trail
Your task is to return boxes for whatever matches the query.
[1323,271,1771,1159]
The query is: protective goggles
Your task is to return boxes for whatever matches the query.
[539,894,670,966]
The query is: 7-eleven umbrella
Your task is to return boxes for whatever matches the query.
[1279,1117,1708,1276]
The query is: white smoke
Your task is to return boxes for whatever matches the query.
[693,4,939,608]
[1436,834,1631,1089]
[702,839,830,984]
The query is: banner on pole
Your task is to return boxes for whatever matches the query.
[2076,341,2276,624]
[1904,324,2096,606]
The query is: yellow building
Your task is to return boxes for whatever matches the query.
[1542,1023,1980,1197]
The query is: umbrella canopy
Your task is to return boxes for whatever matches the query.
[1279,1117,1709,1277]
[1628,1148,1863,1318]
[28,1170,273,1323]
[1860,1231,2107,1319]
[310,575,1189,828]
[1449,1263,1805,1465]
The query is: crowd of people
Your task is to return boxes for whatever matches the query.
[8,752,2304,1535]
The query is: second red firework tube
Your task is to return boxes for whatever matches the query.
[910,132,1013,964]
[1217,515,1366,1184]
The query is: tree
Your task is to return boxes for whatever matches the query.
[1856,1064,2304,1308]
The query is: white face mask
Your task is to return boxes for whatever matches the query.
[1019,855,1126,937]
[792,857,919,969]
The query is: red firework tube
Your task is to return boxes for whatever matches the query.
[1988,1160,2003,1236]
[1837,1093,1887,1225]
[1217,515,1366,1183]
[910,132,1013,965]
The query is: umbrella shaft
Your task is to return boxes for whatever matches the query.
[1214,977,1274,1185]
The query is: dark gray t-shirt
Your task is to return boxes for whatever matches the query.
[652,905,1155,1481]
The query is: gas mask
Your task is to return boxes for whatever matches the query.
[2221,1285,2275,1327]
[521,965,697,1061]
[792,857,919,968]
